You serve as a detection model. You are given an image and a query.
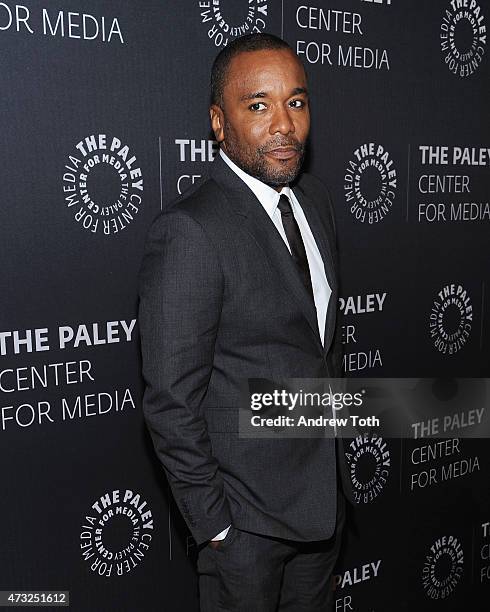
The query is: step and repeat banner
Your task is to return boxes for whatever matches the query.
[1,1,488,610]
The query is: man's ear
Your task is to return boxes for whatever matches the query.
[210,104,225,144]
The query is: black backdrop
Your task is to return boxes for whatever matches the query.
[1,1,489,610]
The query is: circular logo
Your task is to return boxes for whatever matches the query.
[80,489,153,578]
[344,143,397,224]
[345,433,390,504]
[198,0,268,48]
[62,134,143,235]
[441,1,486,77]
[429,284,473,355]
[422,535,464,599]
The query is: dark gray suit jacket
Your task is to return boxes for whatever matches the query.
[138,154,353,547]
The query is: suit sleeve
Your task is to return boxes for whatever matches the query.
[138,209,232,546]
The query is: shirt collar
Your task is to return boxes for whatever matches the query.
[219,149,292,220]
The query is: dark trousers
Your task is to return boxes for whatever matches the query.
[197,490,346,612]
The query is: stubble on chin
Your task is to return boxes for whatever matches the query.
[255,148,305,187]
[223,126,305,187]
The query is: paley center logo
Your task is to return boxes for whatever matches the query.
[199,0,268,47]
[429,283,473,355]
[344,143,397,223]
[80,489,153,577]
[422,535,464,599]
[441,0,486,77]
[344,433,391,504]
[62,134,143,235]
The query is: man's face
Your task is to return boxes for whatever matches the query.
[210,48,310,189]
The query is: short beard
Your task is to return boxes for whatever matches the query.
[223,123,306,187]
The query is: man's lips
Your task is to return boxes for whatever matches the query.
[264,147,299,160]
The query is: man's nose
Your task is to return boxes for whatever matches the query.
[269,105,295,136]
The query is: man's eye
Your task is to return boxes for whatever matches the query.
[249,102,267,111]
[289,99,305,108]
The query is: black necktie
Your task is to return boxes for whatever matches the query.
[277,194,315,302]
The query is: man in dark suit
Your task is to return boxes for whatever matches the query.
[139,33,352,611]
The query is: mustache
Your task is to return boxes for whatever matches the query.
[258,139,305,154]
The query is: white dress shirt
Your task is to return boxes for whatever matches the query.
[220,149,331,345]
[211,149,331,543]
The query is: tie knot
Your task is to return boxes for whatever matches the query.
[277,194,293,216]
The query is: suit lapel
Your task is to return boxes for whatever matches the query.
[210,156,323,348]
[293,184,338,357]
[242,206,322,347]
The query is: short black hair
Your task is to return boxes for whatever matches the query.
[210,33,293,107]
